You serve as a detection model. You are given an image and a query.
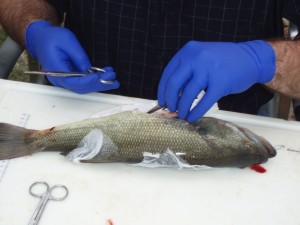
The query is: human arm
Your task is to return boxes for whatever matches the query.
[0,0,59,48]
[0,0,120,93]
[266,40,300,98]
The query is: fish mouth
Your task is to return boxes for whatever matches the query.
[257,136,276,158]
[239,127,276,158]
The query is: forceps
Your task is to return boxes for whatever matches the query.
[147,105,166,114]
[25,66,114,84]
[28,181,68,225]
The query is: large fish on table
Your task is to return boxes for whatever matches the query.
[0,111,276,168]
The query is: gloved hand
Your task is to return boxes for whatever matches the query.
[158,40,276,122]
[25,20,120,94]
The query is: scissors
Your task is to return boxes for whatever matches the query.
[28,181,69,225]
[25,66,114,84]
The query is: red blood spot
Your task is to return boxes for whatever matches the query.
[250,164,267,173]
[107,219,113,225]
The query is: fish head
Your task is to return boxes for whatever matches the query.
[237,126,276,158]
[194,117,276,167]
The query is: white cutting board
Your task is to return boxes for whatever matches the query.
[0,79,299,225]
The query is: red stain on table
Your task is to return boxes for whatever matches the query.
[250,164,267,173]
[107,219,114,225]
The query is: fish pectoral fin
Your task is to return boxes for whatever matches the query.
[133,149,212,170]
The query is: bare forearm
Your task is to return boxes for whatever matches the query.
[0,0,59,48]
[266,40,300,99]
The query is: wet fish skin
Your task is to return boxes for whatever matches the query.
[0,111,276,168]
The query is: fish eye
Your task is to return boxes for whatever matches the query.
[244,141,253,149]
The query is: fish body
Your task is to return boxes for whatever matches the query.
[0,111,276,168]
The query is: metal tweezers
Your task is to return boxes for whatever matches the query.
[147,105,166,114]
[25,67,114,84]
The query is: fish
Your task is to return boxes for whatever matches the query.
[0,111,276,168]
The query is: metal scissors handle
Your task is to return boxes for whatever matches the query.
[28,181,68,225]
[25,66,114,84]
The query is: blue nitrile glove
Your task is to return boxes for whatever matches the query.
[25,20,120,94]
[158,40,276,122]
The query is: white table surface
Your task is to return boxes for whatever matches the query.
[0,79,299,225]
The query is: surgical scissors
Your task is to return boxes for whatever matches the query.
[28,181,68,225]
[25,66,114,84]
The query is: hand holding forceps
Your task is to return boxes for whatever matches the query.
[25,66,114,84]
[28,181,68,225]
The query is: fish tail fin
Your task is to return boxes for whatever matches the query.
[0,123,39,160]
